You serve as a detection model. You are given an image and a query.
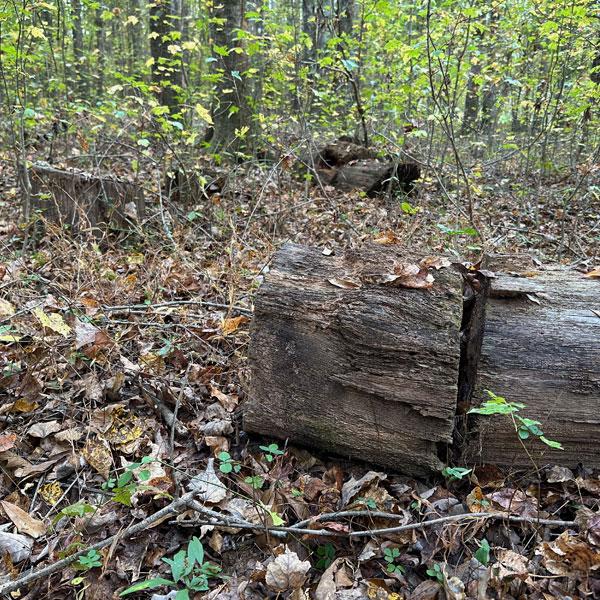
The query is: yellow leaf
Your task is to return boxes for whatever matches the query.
[33,307,71,337]
[40,482,62,506]
[11,399,38,413]
[584,267,600,278]
[28,26,46,40]
[195,103,213,125]
[82,437,112,479]
[125,15,139,25]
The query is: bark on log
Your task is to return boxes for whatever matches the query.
[246,244,600,473]
[26,163,144,232]
[245,243,464,476]
[305,140,421,196]
[465,269,600,469]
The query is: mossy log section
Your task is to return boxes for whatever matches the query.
[245,243,464,476]
[465,268,600,469]
[26,163,144,231]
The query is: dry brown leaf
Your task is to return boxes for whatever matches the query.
[266,548,311,591]
[1,501,46,538]
[0,531,33,562]
[27,420,61,438]
[539,530,600,576]
[373,230,401,245]
[75,319,100,349]
[188,458,226,503]
[493,549,529,581]
[0,433,17,452]
[210,386,238,412]
[328,277,362,289]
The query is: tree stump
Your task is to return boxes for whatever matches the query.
[25,163,144,232]
[465,269,600,469]
[245,243,464,476]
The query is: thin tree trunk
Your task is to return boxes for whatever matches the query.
[210,0,254,155]
[71,0,86,97]
[149,0,178,111]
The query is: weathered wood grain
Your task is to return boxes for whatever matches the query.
[245,243,463,476]
[465,270,600,469]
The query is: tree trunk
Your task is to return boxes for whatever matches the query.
[149,0,179,111]
[26,163,145,233]
[245,243,464,476]
[465,268,600,469]
[94,7,106,97]
[71,0,86,97]
[210,0,254,155]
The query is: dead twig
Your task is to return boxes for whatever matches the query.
[0,490,200,596]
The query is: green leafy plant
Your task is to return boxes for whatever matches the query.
[120,537,221,599]
[468,390,563,450]
[75,549,103,571]
[102,456,155,506]
[52,502,96,527]
[259,443,284,463]
[218,451,241,474]
[474,538,490,566]
[244,475,264,490]
[426,562,444,583]
[315,543,336,570]
[383,547,405,575]
[442,466,472,481]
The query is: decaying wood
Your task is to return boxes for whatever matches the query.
[245,243,463,476]
[26,163,144,231]
[465,269,600,469]
[246,243,600,473]
[307,140,421,196]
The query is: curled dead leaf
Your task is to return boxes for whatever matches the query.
[266,547,311,591]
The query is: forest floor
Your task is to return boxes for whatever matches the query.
[0,153,599,600]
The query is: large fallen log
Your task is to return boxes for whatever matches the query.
[24,163,144,232]
[245,243,464,476]
[465,268,600,469]
[245,243,600,473]
[307,140,421,196]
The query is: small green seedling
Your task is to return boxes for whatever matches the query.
[244,475,264,490]
[356,496,377,510]
[315,543,336,570]
[259,443,284,463]
[102,456,155,506]
[383,547,405,575]
[52,502,96,527]
[469,390,563,450]
[218,451,241,474]
[426,562,444,583]
[442,466,472,481]
[474,538,490,565]
[120,537,221,599]
[75,549,103,571]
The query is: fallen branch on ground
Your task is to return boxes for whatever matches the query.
[0,490,199,596]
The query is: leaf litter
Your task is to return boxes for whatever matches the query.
[0,157,599,599]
